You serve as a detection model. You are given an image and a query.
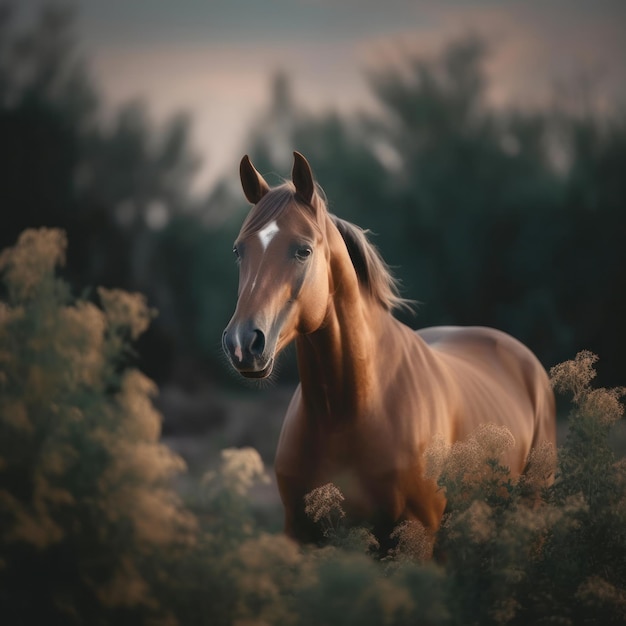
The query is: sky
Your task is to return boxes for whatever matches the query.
[55,0,626,193]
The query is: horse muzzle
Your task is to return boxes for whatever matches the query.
[222,322,275,379]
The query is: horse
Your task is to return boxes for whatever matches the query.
[222,151,556,545]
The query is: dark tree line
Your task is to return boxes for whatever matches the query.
[1,4,625,388]
[244,40,626,387]
[0,3,205,383]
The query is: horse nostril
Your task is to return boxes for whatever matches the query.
[250,329,265,356]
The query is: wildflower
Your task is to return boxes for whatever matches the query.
[217,447,270,496]
[580,387,626,426]
[98,287,155,340]
[432,424,516,485]
[390,519,432,561]
[303,483,346,524]
[474,423,515,459]
[523,440,557,488]
[550,350,599,403]
[0,228,66,300]
[455,499,495,544]
[423,433,450,481]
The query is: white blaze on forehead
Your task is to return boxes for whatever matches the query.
[258,220,280,250]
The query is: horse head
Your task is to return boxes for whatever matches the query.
[222,152,331,379]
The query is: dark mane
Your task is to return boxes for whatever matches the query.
[330,215,412,313]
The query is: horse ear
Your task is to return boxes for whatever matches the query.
[240,155,270,204]
[292,151,315,204]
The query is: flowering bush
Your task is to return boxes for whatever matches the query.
[1,229,624,625]
[0,229,194,624]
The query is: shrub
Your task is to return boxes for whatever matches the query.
[300,352,626,626]
[0,229,195,625]
[1,229,624,625]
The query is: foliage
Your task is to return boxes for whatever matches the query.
[1,228,626,624]
[428,349,625,626]
[0,2,203,384]
[0,229,196,624]
[148,211,241,381]
[225,347,623,626]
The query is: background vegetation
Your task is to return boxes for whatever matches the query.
[0,228,624,625]
[1,3,624,392]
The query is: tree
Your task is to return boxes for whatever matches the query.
[0,2,213,384]
[242,37,626,384]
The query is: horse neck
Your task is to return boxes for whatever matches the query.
[295,222,395,425]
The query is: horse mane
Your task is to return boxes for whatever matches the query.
[330,215,413,313]
[239,182,412,313]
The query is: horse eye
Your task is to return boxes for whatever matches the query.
[232,245,240,260]
[295,247,312,261]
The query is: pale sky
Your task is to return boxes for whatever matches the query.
[57,0,626,193]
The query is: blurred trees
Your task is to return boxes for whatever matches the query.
[245,38,626,385]
[0,2,222,385]
[1,2,625,387]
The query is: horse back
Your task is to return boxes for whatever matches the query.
[419,326,556,472]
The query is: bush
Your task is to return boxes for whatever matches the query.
[0,229,195,624]
[287,349,626,626]
[1,229,624,625]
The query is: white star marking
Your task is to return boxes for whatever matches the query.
[258,221,279,250]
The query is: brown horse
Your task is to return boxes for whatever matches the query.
[223,152,556,543]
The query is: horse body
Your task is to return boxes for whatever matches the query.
[275,287,555,542]
[223,152,556,544]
